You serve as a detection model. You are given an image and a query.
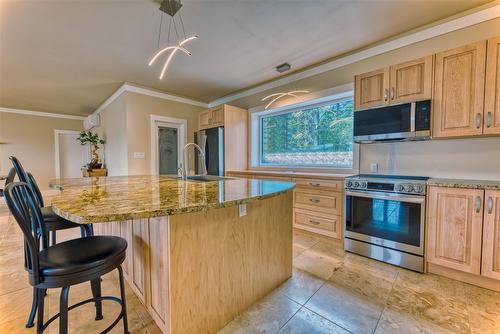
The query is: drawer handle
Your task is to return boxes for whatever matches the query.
[309,220,321,225]
[309,198,321,203]
[476,113,482,129]
[488,196,494,214]
[309,182,321,187]
[475,196,482,213]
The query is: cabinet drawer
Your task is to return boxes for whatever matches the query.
[294,190,341,214]
[294,210,336,232]
[294,178,343,192]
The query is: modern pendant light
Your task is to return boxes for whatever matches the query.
[149,0,197,80]
[262,90,310,109]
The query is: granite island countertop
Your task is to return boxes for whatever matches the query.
[427,178,500,190]
[49,175,295,224]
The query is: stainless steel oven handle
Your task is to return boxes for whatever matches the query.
[346,190,425,204]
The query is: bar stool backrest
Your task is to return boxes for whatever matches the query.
[4,168,16,187]
[10,156,44,207]
[4,182,47,285]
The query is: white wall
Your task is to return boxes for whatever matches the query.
[359,137,500,180]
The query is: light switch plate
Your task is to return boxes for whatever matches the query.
[134,152,145,159]
[370,163,378,173]
[239,204,247,217]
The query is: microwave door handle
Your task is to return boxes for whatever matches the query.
[346,190,425,204]
[410,102,416,133]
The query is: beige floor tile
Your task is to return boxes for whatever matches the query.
[375,307,456,334]
[278,307,350,334]
[293,248,343,280]
[386,272,470,333]
[217,290,301,334]
[275,268,325,305]
[305,280,384,334]
[292,244,307,258]
[308,239,346,260]
[465,283,500,334]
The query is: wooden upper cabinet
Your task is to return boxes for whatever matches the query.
[426,186,484,275]
[198,110,212,130]
[432,41,487,138]
[482,190,500,280]
[354,68,390,110]
[198,106,227,130]
[484,37,500,135]
[389,56,433,104]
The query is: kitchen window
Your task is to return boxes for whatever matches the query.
[251,97,355,169]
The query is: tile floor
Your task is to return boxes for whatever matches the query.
[1,210,500,334]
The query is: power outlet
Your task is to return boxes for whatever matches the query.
[133,152,145,159]
[370,163,379,173]
[238,204,247,217]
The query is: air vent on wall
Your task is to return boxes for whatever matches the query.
[276,63,291,73]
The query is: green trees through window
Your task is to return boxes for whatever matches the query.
[261,99,354,167]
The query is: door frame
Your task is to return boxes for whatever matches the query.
[150,115,187,175]
[54,129,88,179]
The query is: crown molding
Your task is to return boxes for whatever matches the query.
[208,3,500,107]
[0,107,85,120]
[93,83,208,117]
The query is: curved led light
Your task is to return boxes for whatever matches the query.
[149,36,198,79]
[261,90,310,109]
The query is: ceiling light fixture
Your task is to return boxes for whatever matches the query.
[262,90,310,109]
[149,0,197,80]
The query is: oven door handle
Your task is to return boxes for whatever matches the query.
[346,190,425,204]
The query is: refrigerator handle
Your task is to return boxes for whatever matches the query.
[202,134,208,175]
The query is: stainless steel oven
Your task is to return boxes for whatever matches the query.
[344,174,428,272]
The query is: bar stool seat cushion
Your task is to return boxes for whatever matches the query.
[39,236,127,277]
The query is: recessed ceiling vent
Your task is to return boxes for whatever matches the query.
[276,63,291,73]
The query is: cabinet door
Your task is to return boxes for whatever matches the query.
[433,41,487,138]
[130,219,149,304]
[198,110,211,130]
[482,190,500,280]
[484,37,500,135]
[427,186,484,274]
[354,68,390,110]
[390,56,433,104]
[211,107,225,126]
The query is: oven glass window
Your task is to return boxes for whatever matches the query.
[354,103,411,136]
[346,196,421,247]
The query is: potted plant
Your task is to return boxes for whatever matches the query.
[77,130,105,170]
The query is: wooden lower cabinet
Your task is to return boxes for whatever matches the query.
[482,190,500,280]
[426,186,483,274]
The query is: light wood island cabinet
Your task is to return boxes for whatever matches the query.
[482,190,500,280]
[226,171,346,239]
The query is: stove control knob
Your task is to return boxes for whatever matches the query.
[404,184,413,192]
[414,185,423,193]
[354,181,360,188]
[346,181,352,188]
[361,182,367,188]
[395,184,403,192]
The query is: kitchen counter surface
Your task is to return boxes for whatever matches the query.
[227,169,353,180]
[427,178,500,190]
[49,175,295,224]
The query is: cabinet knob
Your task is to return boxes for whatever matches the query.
[476,113,482,129]
[488,196,494,214]
[475,196,482,213]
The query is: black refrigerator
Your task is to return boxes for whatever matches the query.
[194,127,224,176]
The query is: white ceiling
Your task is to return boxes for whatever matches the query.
[0,0,492,115]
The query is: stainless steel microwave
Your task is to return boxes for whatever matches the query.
[353,100,431,143]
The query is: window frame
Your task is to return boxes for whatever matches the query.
[250,92,359,173]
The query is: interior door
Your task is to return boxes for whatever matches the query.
[158,126,179,175]
[432,41,487,138]
[426,186,484,274]
[482,190,500,280]
[483,36,500,135]
[56,131,89,178]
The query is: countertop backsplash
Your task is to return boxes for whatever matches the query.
[359,136,500,181]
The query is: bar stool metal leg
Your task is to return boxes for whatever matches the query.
[36,288,46,334]
[26,287,38,328]
[59,286,70,334]
[90,277,103,320]
[118,266,129,334]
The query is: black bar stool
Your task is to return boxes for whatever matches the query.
[0,167,16,197]
[4,181,129,334]
[10,156,94,327]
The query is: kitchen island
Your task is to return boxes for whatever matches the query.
[49,175,295,334]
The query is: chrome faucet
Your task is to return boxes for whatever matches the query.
[181,143,207,180]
